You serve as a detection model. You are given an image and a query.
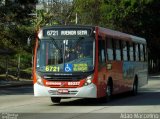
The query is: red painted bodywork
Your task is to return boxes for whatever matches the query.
[96,27,134,98]
[32,26,146,98]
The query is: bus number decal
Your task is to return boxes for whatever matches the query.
[47,30,58,36]
[68,82,80,86]
[45,66,60,72]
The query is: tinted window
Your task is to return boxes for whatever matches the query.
[98,37,106,64]
[122,41,128,61]
[115,40,121,60]
[144,45,147,61]
[106,38,114,60]
[140,44,144,61]
[129,43,134,61]
[135,44,139,61]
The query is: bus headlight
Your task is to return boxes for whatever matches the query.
[84,75,93,86]
[36,73,44,86]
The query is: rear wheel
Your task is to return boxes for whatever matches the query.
[51,97,61,104]
[132,78,138,96]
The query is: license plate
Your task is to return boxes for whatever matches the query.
[58,89,69,94]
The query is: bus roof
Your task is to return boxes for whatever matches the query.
[129,35,146,44]
[41,25,94,30]
[98,26,146,44]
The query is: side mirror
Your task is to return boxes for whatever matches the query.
[27,35,36,47]
[27,37,31,46]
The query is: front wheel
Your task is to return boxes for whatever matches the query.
[106,82,113,101]
[98,82,113,103]
[51,97,61,104]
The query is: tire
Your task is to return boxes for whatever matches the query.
[98,81,113,103]
[51,97,61,104]
[106,82,113,101]
[132,79,138,96]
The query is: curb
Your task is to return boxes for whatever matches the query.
[0,81,32,89]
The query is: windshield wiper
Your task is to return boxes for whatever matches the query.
[73,37,84,48]
[67,37,84,53]
[48,36,62,52]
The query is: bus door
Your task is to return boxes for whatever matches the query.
[106,38,123,94]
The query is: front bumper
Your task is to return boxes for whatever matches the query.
[34,83,97,98]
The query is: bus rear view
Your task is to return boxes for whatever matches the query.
[33,26,96,103]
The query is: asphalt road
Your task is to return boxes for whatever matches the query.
[0,77,160,119]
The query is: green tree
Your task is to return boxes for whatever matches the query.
[74,0,160,73]
[0,0,37,51]
[34,0,76,29]
[74,0,103,25]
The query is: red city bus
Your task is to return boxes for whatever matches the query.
[33,25,148,103]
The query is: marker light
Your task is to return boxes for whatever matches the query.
[86,79,92,84]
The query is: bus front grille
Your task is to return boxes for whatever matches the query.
[44,75,86,81]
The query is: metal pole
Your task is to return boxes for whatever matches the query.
[5,56,8,80]
[76,12,78,24]
[17,54,20,80]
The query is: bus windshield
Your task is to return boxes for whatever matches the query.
[36,37,95,73]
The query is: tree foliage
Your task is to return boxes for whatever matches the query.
[35,0,76,29]
[74,0,160,72]
[75,0,103,25]
[0,0,37,52]
[0,0,160,73]
[75,0,160,58]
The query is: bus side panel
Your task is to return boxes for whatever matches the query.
[106,61,129,95]
[137,62,148,87]
[122,61,148,91]
[94,26,101,98]
[97,61,148,98]
[97,60,129,98]
[97,66,108,98]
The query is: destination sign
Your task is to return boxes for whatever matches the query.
[43,29,91,37]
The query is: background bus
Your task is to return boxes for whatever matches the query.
[33,25,148,103]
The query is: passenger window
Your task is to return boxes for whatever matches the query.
[98,37,106,64]
[112,39,116,60]
[106,38,114,60]
[126,42,130,61]
[115,40,121,60]
[135,44,139,61]
[119,40,123,60]
[144,45,147,61]
[140,44,144,61]
[133,43,136,61]
[129,43,134,61]
[122,41,128,61]
[138,44,141,61]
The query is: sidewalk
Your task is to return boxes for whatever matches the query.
[0,79,32,89]
[149,75,160,78]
